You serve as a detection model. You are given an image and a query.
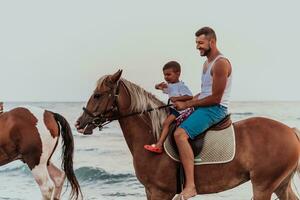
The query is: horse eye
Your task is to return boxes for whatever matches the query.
[93,94,101,99]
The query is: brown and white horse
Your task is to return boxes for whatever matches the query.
[76,70,300,200]
[0,106,82,200]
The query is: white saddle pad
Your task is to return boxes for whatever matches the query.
[164,125,235,165]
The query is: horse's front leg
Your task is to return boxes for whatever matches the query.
[148,187,175,200]
[145,188,151,199]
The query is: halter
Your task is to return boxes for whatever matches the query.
[82,78,121,130]
[82,79,172,130]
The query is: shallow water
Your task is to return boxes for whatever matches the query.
[1,101,300,199]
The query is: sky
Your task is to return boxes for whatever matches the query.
[0,0,300,102]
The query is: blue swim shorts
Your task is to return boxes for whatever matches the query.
[179,105,228,140]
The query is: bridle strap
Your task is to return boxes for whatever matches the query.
[82,78,173,129]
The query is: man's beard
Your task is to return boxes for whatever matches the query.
[201,46,211,57]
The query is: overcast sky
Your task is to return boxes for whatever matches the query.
[1,0,299,102]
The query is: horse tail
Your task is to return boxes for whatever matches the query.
[53,112,82,200]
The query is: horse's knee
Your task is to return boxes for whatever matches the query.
[47,163,65,187]
[53,171,65,188]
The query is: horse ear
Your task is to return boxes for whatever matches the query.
[110,69,123,83]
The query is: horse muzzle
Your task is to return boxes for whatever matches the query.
[75,119,96,135]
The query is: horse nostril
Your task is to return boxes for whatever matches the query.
[75,121,80,127]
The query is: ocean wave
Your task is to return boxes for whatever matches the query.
[0,165,30,175]
[103,192,144,197]
[232,112,254,116]
[0,165,136,185]
[75,167,135,184]
[0,197,23,200]
[76,148,99,152]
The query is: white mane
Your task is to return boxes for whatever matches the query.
[97,76,168,140]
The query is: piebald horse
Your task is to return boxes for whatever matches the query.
[76,70,300,200]
[0,106,82,200]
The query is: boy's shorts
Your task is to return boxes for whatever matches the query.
[170,107,180,117]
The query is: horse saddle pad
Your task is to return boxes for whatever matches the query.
[164,124,236,165]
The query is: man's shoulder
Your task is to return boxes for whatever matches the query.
[212,57,232,76]
[215,57,231,65]
[213,57,231,70]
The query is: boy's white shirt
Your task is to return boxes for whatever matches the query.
[162,81,192,98]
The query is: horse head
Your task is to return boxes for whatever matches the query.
[75,69,128,135]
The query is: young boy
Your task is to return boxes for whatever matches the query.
[144,61,193,153]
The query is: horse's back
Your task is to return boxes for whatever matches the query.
[233,116,299,172]
[0,106,59,168]
[234,116,297,141]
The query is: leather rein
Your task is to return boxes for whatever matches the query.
[82,79,172,130]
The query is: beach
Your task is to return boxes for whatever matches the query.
[0,101,300,200]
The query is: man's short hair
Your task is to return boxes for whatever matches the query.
[195,26,217,41]
[163,61,181,72]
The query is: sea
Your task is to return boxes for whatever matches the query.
[1,101,300,200]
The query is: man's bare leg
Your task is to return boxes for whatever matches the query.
[174,127,197,199]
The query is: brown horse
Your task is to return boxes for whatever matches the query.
[75,70,300,200]
[0,106,82,200]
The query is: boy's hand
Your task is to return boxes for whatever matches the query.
[155,82,167,90]
[169,97,177,102]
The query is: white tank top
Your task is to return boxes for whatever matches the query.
[198,54,232,108]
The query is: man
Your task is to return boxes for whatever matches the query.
[173,27,232,199]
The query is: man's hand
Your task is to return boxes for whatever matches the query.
[155,82,168,90]
[174,101,188,111]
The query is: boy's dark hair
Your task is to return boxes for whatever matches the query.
[195,26,217,41]
[163,61,181,72]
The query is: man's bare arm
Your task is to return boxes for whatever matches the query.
[175,59,231,110]
[170,95,193,102]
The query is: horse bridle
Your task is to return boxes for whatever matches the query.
[82,79,121,130]
[82,78,173,130]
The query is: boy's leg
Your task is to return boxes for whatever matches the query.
[156,114,176,146]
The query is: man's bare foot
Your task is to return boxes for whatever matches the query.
[181,187,197,199]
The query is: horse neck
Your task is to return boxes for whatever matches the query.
[116,81,162,156]
[118,115,156,155]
